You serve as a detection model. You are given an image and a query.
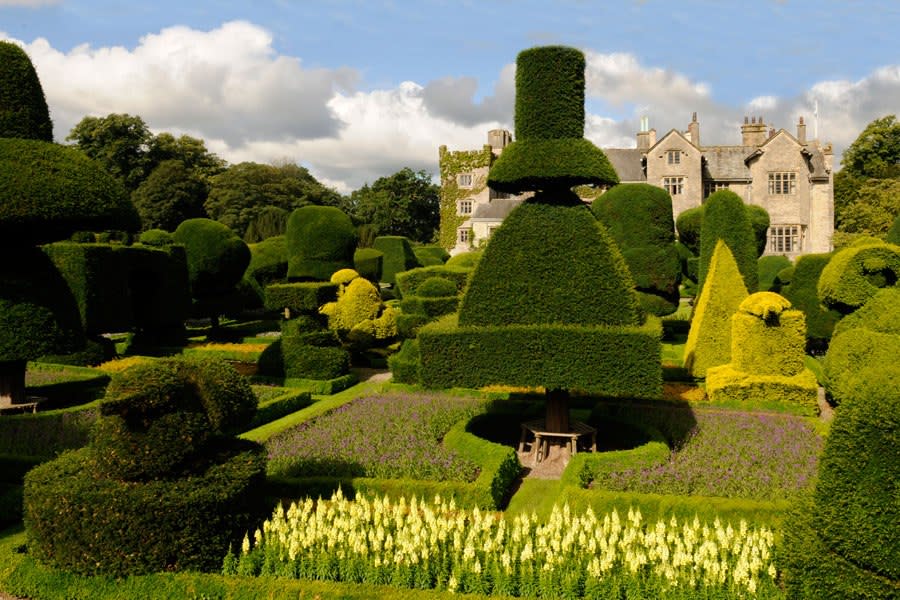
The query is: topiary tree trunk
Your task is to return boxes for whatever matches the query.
[0,360,26,406]
[544,388,570,433]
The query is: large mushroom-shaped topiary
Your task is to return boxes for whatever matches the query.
[419,46,660,437]
[24,357,266,576]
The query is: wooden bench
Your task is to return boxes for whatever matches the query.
[518,419,597,463]
[0,395,45,415]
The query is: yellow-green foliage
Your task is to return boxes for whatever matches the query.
[730,292,805,376]
[683,240,749,377]
[706,292,817,412]
[438,145,493,250]
[817,239,900,313]
[320,270,396,345]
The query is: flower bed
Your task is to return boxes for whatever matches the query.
[266,393,485,482]
[227,489,780,599]
[593,410,823,501]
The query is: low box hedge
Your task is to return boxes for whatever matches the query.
[395,266,470,297]
[246,388,312,430]
[264,282,337,314]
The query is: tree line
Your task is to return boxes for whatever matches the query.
[66,113,441,244]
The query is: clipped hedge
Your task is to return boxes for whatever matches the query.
[419,313,662,398]
[123,244,191,339]
[684,240,749,378]
[399,295,459,319]
[372,236,421,285]
[0,40,53,142]
[444,251,481,269]
[698,190,758,292]
[247,388,312,430]
[412,245,450,266]
[675,206,703,254]
[825,328,900,404]
[247,235,287,286]
[832,287,900,337]
[0,138,139,246]
[757,254,791,292]
[353,247,384,282]
[264,281,337,315]
[286,206,357,281]
[458,201,642,328]
[138,228,173,247]
[817,239,900,314]
[388,339,420,385]
[745,204,771,257]
[592,183,681,315]
[887,212,900,245]
[395,265,471,297]
[173,218,251,298]
[781,252,842,346]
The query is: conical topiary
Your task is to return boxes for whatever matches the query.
[684,240,749,377]
[0,40,53,142]
[419,46,661,434]
[698,189,758,293]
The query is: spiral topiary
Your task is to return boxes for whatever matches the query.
[817,238,900,314]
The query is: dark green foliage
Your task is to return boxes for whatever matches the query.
[124,244,191,339]
[353,247,384,282]
[781,253,842,344]
[173,218,251,316]
[840,114,900,179]
[817,240,900,314]
[281,328,350,380]
[459,200,642,327]
[790,364,900,595]
[445,251,481,269]
[347,168,440,243]
[247,235,287,286]
[413,245,450,266]
[244,205,289,244]
[487,47,617,193]
[887,212,900,244]
[396,312,430,339]
[37,335,114,367]
[593,183,681,315]
[419,314,661,397]
[675,207,703,254]
[0,41,53,142]
[264,282,337,314]
[698,190,758,292]
[776,266,794,287]
[417,277,458,297]
[24,443,266,577]
[745,204,771,257]
[0,248,84,363]
[372,235,422,285]
[131,159,208,232]
[285,206,357,281]
[387,339,420,384]
[757,255,792,292]
[395,265,471,297]
[0,138,139,246]
[400,296,460,319]
[41,243,133,334]
[139,228,174,246]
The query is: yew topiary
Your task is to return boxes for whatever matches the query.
[0,40,53,142]
[684,240,749,377]
[285,206,356,281]
[817,239,900,314]
[781,253,842,348]
[698,190,758,293]
[372,235,421,285]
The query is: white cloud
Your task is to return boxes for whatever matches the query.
[5,21,898,192]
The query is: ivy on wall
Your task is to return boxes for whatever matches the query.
[438,145,493,250]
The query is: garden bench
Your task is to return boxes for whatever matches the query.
[518,419,597,463]
[0,395,45,414]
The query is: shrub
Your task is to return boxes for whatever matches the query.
[592,183,681,315]
[285,206,357,281]
[675,206,703,254]
[264,281,337,315]
[388,339,420,384]
[832,287,900,337]
[173,218,250,299]
[247,235,287,286]
[445,251,481,269]
[817,239,900,314]
[487,47,617,193]
[698,190,758,292]
[745,204,771,257]
[416,277,458,297]
[757,254,791,291]
[684,240,749,377]
[123,244,191,340]
[781,253,842,346]
[139,228,174,247]
[887,212,900,245]
[372,236,421,285]
[412,245,449,266]
[353,247,383,282]
[0,40,53,142]
[782,365,900,598]
[458,201,643,327]
[0,138,139,246]
[395,265,471,297]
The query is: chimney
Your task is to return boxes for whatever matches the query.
[687,112,700,146]
[741,115,768,146]
[796,116,807,144]
[488,129,512,151]
[636,116,651,149]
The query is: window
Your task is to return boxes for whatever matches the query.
[458,228,470,244]
[459,200,472,215]
[768,172,796,195]
[663,177,684,196]
[666,150,680,165]
[768,225,803,254]
[703,182,729,199]
[457,173,473,188]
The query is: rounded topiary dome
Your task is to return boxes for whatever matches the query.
[285,205,357,281]
[0,40,53,142]
[173,218,251,296]
[0,138,139,246]
[487,46,618,194]
[698,189,758,292]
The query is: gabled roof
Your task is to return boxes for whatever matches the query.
[470,197,523,221]
[648,129,699,152]
[701,146,755,181]
[604,148,646,182]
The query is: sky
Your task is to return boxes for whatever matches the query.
[1,0,899,193]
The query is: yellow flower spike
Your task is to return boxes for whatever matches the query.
[241,533,250,555]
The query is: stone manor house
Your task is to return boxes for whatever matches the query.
[439,114,834,259]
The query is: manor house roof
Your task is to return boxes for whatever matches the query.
[603,148,646,182]
[470,197,523,220]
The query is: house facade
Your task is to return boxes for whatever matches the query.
[440,114,834,258]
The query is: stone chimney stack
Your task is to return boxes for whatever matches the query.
[741,116,768,146]
[488,129,512,152]
[687,112,700,146]
[636,116,657,150]
[796,116,807,144]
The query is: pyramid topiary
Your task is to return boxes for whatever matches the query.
[24,357,266,576]
[706,292,818,412]
[817,238,900,314]
[0,40,53,142]
[698,190,758,292]
[420,46,660,433]
[285,205,357,281]
[592,183,681,315]
[684,240,749,377]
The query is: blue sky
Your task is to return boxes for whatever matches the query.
[2,0,899,191]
